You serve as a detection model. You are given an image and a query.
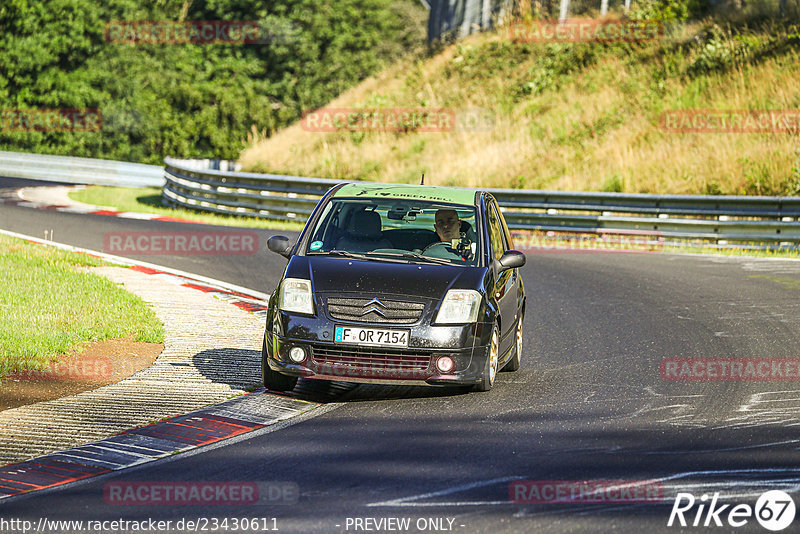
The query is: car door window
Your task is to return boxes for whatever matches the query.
[487,202,506,261]
[497,205,514,250]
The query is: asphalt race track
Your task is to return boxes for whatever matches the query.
[2,177,800,533]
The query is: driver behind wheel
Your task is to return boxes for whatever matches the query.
[426,209,474,261]
[434,209,461,242]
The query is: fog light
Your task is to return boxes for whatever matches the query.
[289,346,306,363]
[436,356,455,373]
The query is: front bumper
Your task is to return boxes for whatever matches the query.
[265,314,492,385]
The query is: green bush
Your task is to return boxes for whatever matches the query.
[686,25,769,76]
[629,0,706,21]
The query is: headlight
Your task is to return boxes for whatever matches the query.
[278,278,314,314]
[435,289,481,324]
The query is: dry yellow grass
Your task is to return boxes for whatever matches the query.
[240,19,800,195]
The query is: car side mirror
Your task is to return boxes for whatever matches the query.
[267,235,293,259]
[496,250,526,272]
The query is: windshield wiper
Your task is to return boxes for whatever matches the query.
[309,250,455,265]
[365,251,453,265]
[401,252,454,265]
[308,250,368,259]
[310,250,408,263]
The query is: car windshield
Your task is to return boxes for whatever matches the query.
[304,198,481,266]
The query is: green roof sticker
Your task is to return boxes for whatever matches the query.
[333,183,476,205]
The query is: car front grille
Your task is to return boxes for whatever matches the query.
[326,297,425,324]
[312,345,432,374]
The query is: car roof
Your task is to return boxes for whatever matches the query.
[332,182,479,206]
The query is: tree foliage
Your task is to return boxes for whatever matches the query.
[0,0,426,162]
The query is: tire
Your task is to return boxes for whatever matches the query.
[262,338,298,392]
[474,326,499,392]
[502,314,523,372]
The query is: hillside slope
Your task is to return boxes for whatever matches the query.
[240,10,800,195]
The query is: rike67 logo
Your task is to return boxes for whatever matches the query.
[668,490,796,531]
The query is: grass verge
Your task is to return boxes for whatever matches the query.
[69,186,306,231]
[0,234,165,379]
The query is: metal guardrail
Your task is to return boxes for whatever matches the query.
[164,157,800,247]
[0,150,164,188]
[163,157,340,222]
[490,189,800,244]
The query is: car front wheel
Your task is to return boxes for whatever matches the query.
[262,338,298,392]
[475,326,499,392]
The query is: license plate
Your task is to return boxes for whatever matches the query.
[334,326,409,347]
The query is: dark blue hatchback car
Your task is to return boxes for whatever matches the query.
[263,183,526,392]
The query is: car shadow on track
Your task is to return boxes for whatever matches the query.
[191,347,261,390]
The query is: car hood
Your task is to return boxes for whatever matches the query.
[286,256,486,299]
